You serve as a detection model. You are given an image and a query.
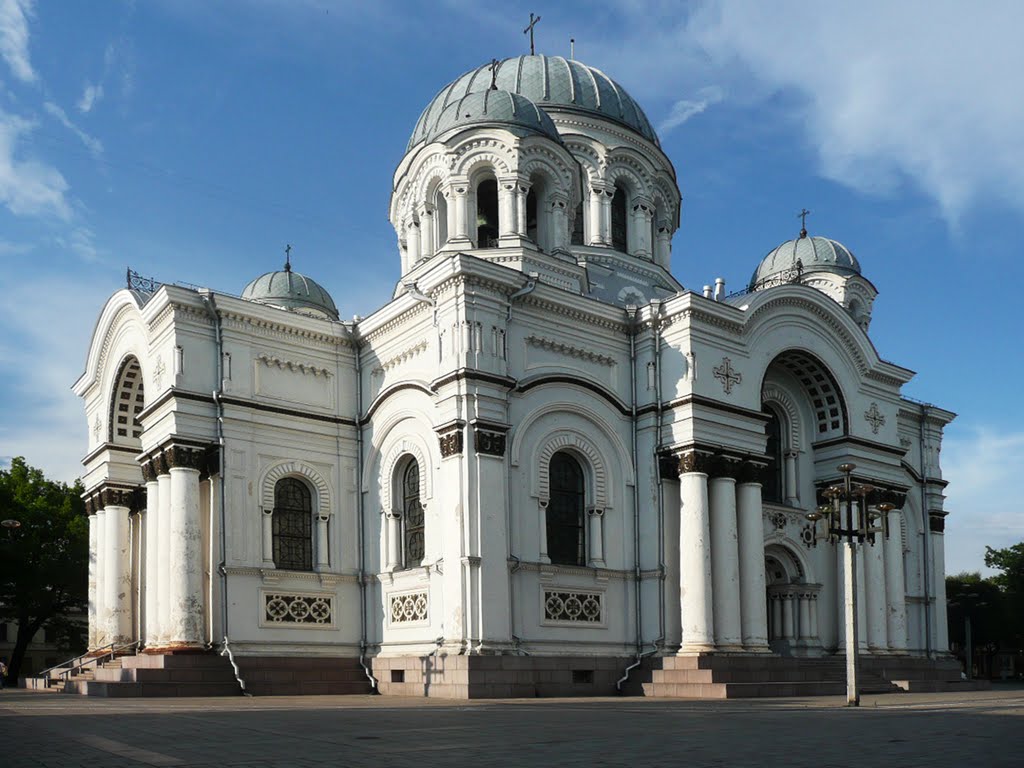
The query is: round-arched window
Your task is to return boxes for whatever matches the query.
[273,477,312,571]
[548,452,586,566]
[402,460,425,565]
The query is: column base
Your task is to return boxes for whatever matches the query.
[714,643,746,654]
[741,643,773,654]
[677,643,716,654]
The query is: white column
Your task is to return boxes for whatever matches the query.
[315,513,330,570]
[498,180,517,241]
[87,512,99,650]
[104,503,132,645]
[420,207,435,260]
[385,511,401,571]
[655,227,671,268]
[843,541,860,704]
[885,509,908,653]
[679,467,715,652]
[784,451,799,506]
[550,197,569,251]
[452,185,470,243]
[809,595,820,641]
[587,507,605,568]
[865,532,888,652]
[836,545,847,650]
[156,472,172,645]
[143,479,160,646]
[798,595,812,641]
[737,481,769,650]
[262,508,275,567]
[782,594,795,640]
[405,219,421,264]
[633,204,653,259]
[599,189,613,245]
[588,188,603,245]
[167,464,204,647]
[538,501,550,564]
[709,476,742,650]
[931,517,949,654]
[856,546,868,650]
[770,594,782,640]
[515,183,529,236]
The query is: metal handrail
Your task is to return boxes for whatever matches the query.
[38,640,140,685]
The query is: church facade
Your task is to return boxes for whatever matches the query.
[72,55,954,697]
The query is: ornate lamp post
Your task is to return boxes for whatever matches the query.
[805,463,891,706]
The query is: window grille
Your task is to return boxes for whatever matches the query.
[273,477,312,571]
[403,461,424,565]
[547,452,586,566]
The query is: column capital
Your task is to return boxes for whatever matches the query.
[436,421,465,458]
[737,460,769,485]
[928,511,946,533]
[678,449,714,475]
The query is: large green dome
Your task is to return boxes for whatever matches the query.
[242,265,339,320]
[409,55,658,150]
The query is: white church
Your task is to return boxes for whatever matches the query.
[66,53,961,697]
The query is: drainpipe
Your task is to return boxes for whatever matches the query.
[200,292,246,693]
[616,304,647,691]
[650,300,666,644]
[352,321,378,690]
[919,405,932,658]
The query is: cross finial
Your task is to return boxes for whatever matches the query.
[524,13,541,55]
[798,208,811,238]
[489,58,500,90]
[284,243,292,272]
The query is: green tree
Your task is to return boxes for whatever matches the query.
[0,457,88,683]
[985,542,1024,596]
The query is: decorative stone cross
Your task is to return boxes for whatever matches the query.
[713,357,742,394]
[153,355,166,389]
[92,414,102,443]
[864,402,886,434]
[524,13,541,55]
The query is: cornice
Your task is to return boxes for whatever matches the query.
[525,334,617,367]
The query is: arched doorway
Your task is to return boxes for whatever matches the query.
[765,544,821,656]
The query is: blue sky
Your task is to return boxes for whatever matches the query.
[0,1,1021,575]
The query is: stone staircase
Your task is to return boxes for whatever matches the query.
[640,654,987,699]
[233,657,375,696]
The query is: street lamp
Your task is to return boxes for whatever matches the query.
[805,463,890,706]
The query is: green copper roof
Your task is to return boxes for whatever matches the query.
[420,88,561,145]
[409,55,658,150]
[749,234,862,291]
[241,266,339,320]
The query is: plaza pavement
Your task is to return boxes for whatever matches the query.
[1,686,1022,767]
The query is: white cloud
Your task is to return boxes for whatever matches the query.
[0,0,35,83]
[0,108,71,219]
[43,101,103,156]
[657,85,724,136]
[77,83,103,113]
[683,1,1024,223]
[941,426,1024,575]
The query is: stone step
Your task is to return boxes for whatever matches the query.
[70,680,243,697]
[244,681,373,696]
[892,679,992,693]
[92,667,239,684]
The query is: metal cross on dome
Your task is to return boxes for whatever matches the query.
[284,243,292,271]
[713,357,742,395]
[798,207,811,237]
[489,58,500,90]
[524,13,541,55]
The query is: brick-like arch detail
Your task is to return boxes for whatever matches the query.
[536,430,608,509]
[761,385,803,451]
[379,437,431,513]
[261,461,331,517]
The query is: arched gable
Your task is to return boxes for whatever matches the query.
[261,461,332,517]
[74,289,150,399]
[764,540,814,584]
[761,384,803,451]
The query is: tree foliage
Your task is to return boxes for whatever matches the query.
[0,457,88,682]
[985,542,1024,596]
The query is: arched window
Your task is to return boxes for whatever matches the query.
[273,477,312,571]
[526,187,538,245]
[475,178,499,248]
[110,356,145,445]
[763,407,784,504]
[571,200,584,245]
[547,452,586,566]
[611,185,628,252]
[402,460,425,566]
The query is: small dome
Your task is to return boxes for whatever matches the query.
[421,89,561,145]
[242,265,339,320]
[409,55,657,149]
[749,234,861,291]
